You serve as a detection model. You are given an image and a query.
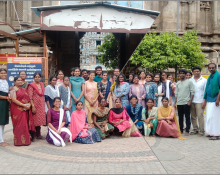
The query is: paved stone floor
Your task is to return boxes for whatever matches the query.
[1,120,220,174]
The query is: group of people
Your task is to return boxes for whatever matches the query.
[0,63,220,147]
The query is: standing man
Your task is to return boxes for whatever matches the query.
[94,66,110,82]
[81,69,89,81]
[190,66,207,136]
[175,69,195,136]
[203,63,220,140]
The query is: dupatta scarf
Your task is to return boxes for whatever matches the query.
[44,85,60,112]
[28,82,45,96]
[70,109,89,141]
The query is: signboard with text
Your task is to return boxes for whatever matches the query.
[7,57,42,87]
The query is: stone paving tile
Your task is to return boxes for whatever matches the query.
[1,120,220,174]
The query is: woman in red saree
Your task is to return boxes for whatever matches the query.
[10,76,36,146]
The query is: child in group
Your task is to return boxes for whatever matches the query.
[70,101,101,144]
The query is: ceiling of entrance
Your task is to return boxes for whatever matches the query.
[32,2,160,33]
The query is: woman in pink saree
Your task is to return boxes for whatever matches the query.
[70,101,101,144]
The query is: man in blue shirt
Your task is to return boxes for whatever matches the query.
[202,63,220,140]
[94,66,110,82]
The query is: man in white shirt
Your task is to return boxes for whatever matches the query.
[190,66,207,136]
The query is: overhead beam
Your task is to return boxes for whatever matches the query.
[0,30,18,40]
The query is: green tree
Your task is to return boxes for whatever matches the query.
[130,30,206,79]
[97,33,119,69]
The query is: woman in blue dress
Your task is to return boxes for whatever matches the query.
[126,95,144,130]
[69,67,85,112]
[145,74,158,106]
[114,74,130,108]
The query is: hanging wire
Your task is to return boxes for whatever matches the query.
[11,1,22,31]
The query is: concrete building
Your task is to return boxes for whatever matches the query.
[0,1,220,75]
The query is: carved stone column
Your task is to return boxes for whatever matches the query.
[6,1,11,25]
[186,1,195,30]
[180,1,188,32]
[212,1,218,33]
[204,2,211,33]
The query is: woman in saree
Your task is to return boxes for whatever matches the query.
[97,71,111,106]
[0,69,10,146]
[156,97,186,140]
[70,67,85,112]
[19,71,29,89]
[10,76,35,146]
[161,71,172,106]
[126,95,144,130]
[70,101,101,144]
[142,98,158,137]
[44,76,59,113]
[129,75,146,107]
[109,98,131,134]
[92,98,114,139]
[139,71,146,86]
[27,72,46,141]
[46,97,72,147]
[9,71,28,91]
[56,70,64,88]
[59,76,72,126]
[154,74,164,107]
[114,74,130,108]
[84,71,98,123]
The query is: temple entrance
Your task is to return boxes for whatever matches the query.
[13,2,159,79]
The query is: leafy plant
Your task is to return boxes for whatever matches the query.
[130,30,206,79]
[97,33,119,69]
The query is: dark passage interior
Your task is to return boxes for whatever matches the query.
[47,31,145,76]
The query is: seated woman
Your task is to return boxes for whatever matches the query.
[70,101,101,144]
[46,97,72,147]
[142,98,158,137]
[156,97,186,140]
[109,98,131,134]
[92,98,114,140]
[126,95,144,130]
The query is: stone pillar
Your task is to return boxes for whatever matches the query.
[204,2,211,33]
[180,1,188,32]
[212,1,218,33]
[6,1,11,24]
[27,1,32,25]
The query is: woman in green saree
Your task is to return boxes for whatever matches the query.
[92,98,114,139]
[142,98,158,137]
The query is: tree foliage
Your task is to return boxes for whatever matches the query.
[97,33,119,69]
[130,31,206,77]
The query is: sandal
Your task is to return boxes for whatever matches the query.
[190,130,198,135]
[198,132,204,136]
[185,132,189,136]
[209,136,218,140]
[37,136,44,139]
